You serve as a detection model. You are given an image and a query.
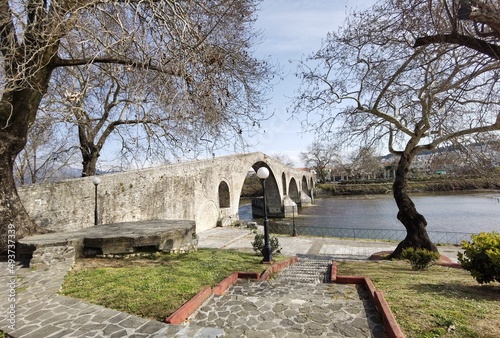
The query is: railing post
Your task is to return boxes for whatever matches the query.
[292,205,298,237]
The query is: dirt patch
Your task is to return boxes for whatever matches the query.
[70,256,180,272]
[475,320,500,338]
[369,251,392,260]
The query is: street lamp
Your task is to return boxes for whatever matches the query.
[92,176,101,225]
[256,167,272,263]
[292,205,298,237]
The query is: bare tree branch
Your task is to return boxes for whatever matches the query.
[293,0,500,257]
[0,0,275,250]
[414,33,500,60]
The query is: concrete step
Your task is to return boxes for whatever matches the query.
[276,258,331,284]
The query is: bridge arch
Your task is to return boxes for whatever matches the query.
[18,152,315,234]
[218,181,230,208]
[309,177,315,199]
[302,176,309,194]
[289,177,300,205]
[281,172,287,196]
[250,162,281,216]
[300,175,314,207]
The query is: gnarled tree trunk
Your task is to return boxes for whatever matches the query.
[390,152,438,259]
[0,134,37,256]
[0,89,51,255]
[0,50,56,255]
[80,136,100,177]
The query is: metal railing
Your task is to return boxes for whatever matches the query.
[267,223,473,245]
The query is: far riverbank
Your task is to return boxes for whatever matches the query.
[317,177,500,196]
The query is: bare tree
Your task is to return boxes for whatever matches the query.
[300,142,339,182]
[349,146,383,180]
[40,1,273,177]
[271,154,295,167]
[14,112,78,184]
[414,0,500,59]
[293,1,500,257]
[0,0,274,253]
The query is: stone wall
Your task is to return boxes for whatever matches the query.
[18,152,315,234]
[19,164,196,232]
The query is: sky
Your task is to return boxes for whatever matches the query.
[239,0,375,167]
[97,0,375,171]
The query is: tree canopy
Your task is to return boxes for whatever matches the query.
[0,0,274,252]
[414,0,500,58]
[293,0,500,256]
[300,142,339,183]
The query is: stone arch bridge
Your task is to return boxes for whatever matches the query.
[19,152,315,235]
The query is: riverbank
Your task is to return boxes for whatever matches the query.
[317,177,500,196]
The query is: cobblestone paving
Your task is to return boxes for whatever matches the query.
[0,247,170,338]
[183,259,386,338]
[0,228,409,337]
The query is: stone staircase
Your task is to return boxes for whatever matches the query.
[276,258,332,284]
[181,257,386,337]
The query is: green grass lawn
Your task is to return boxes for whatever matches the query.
[338,260,500,338]
[61,249,278,321]
[60,250,500,338]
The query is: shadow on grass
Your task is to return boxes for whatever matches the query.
[410,281,500,302]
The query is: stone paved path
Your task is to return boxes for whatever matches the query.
[0,227,443,337]
[182,259,386,338]
[0,247,170,338]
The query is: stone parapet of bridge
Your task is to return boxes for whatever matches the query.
[18,152,315,234]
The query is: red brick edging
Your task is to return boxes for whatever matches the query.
[165,286,212,324]
[331,261,406,338]
[260,256,298,280]
[165,258,296,324]
[165,256,406,337]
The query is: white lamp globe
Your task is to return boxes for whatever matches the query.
[256,167,270,180]
[92,176,101,186]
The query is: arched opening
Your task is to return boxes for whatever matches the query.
[289,177,300,204]
[218,181,230,208]
[250,162,282,217]
[282,172,287,196]
[302,176,309,194]
[300,175,313,206]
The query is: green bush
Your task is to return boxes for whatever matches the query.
[458,231,500,284]
[401,247,440,270]
[251,231,282,256]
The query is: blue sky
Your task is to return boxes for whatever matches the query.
[98,0,375,170]
[243,0,375,166]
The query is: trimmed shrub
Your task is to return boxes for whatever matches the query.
[458,231,500,284]
[401,247,440,270]
[251,231,282,256]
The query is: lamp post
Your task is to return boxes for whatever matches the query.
[256,167,272,263]
[292,205,298,237]
[92,176,101,225]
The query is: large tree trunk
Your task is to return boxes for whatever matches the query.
[0,143,38,256]
[0,64,56,256]
[81,148,99,177]
[390,152,438,259]
[0,91,47,256]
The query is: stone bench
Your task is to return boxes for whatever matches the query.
[18,220,197,265]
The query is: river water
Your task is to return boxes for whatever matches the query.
[239,192,500,241]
